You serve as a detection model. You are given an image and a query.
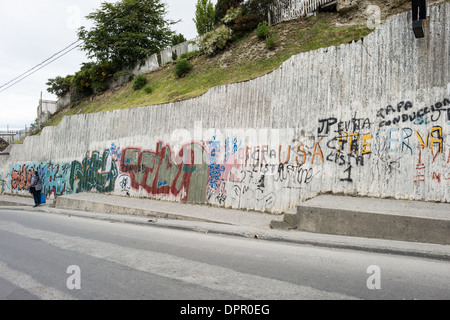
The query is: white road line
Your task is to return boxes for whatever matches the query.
[0,220,358,300]
[0,262,76,300]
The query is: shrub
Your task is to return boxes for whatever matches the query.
[144,85,153,94]
[71,62,95,98]
[132,75,148,90]
[255,21,271,40]
[265,34,277,50]
[199,24,233,55]
[64,61,117,100]
[178,50,201,60]
[89,62,115,93]
[174,60,193,78]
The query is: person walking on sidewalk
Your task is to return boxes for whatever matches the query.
[26,169,42,208]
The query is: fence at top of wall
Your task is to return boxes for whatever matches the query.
[270,0,336,24]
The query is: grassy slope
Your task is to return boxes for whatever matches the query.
[45,12,373,128]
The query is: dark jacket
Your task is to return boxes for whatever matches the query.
[27,174,42,191]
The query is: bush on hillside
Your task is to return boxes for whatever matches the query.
[255,21,271,40]
[199,24,233,55]
[133,75,148,90]
[144,85,153,94]
[89,62,115,93]
[178,50,201,60]
[265,34,277,49]
[70,62,95,98]
[174,60,193,78]
[48,61,116,101]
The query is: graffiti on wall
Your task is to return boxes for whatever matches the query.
[317,97,449,184]
[10,162,72,197]
[3,96,448,211]
[11,165,33,191]
[204,136,320,210]
[9,149,119,197]
[70,150,118,193]
[120,141,209,203]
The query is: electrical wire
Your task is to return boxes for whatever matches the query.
[0,0,146,94]
[0,39,83,91]
[0,41,83,94]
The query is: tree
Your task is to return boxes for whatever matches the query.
[225,0,276,38]
[171,33,187,46]
[214,0,243,25]
[46,75,73,98]
[242,0,275,23]
[193,0,216,36]
[77,0,176,70]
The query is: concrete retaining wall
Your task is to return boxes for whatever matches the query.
[1,3,449,214]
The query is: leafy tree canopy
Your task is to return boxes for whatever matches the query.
[194,0,216,36]
[214,0,243,25]
[77,0,177,70]
[46,75,73,98]
[171,33,187,46]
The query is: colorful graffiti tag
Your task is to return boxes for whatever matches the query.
[120,141,209,203]
[70,150,118,193]
[3,96,448,211]
[10,162,72,197]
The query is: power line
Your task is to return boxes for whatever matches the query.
[0,39,83,91]
[0,0,147,95]
[0,42,83,94]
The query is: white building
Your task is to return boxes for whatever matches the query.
[37,96,58,127]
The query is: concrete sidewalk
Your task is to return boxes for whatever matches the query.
[272,194,450,245]
[0,193,449,261]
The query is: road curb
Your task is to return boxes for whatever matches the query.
[4,204,448,263]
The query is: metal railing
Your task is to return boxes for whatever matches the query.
[0,129,30,144]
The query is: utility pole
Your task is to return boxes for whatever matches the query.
[38,91,43,128]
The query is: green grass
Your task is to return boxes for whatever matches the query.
[44,12,373,127]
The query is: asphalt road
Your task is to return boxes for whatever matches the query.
[0,208,449,303]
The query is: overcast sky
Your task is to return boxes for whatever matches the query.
[0,0,216,130]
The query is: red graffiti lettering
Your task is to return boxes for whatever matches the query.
[120,141,209,203]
